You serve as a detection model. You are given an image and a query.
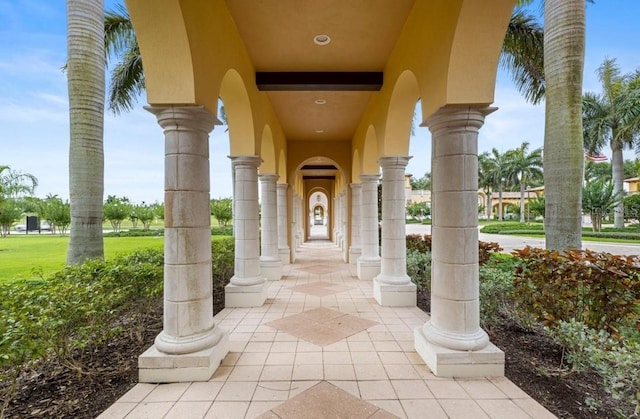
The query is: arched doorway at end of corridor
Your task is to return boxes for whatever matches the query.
[308,190,329,240]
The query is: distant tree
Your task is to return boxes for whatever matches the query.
[0,199,22,237]
[0,166,38,199]
[623,194,640,225]
[103,196,131,232]
[479,149,510,221]
[43,196,71,235]
[582,180,617,232]
[529,196,546,219]
[504,142,543,223]
[583,58,640,228]
[135,203,156,230]
[406,202,430,222]
[409,172,431,191]
[151,202,164,221]
[211,198,233,227]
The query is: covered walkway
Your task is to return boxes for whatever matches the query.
[99,235,554,419]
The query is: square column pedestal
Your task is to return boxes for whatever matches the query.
[139,334,230,383]
[225,283,268,308]
[357,258,380,281]
[414,327,504,377]
[373,279,416,307]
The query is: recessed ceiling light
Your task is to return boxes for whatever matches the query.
[315,129,324,133]
[314,99,326,105]
[313,34,331,46]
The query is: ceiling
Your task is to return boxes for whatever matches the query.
[225,0,417,142]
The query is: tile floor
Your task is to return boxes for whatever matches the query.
[99,239,557,419]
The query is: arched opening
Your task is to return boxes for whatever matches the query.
[308,189,329,239]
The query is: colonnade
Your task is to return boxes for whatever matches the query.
[140,104,502,383]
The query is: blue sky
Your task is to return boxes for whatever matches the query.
[1,1,639,203]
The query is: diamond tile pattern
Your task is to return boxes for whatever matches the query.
[289,280,352,297]
[256,381,398,419]
[99,238,557,419]
[266,307,378,346]
[300,265,338,275]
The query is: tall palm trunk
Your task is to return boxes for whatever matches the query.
[611,141,624,228]
[498,186,504,221]
[66,0,105,264]
[486,190,492,219]
[543,0,585,251]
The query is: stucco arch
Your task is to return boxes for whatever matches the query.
[382,70,420,156]
[277,149,287,183]
[220,69,256,156]
[362,125,379,175]
[351,150,362,184]
[259,125,276,174]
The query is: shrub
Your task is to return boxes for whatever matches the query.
[479,241,502,265]
[548,320,640,416]
[479,265,515,328]
[480,222,545,234]
[406,234,501,266]
[406,249,431,292]
[104,228,164,237]
[512,247,640,336]
[0,249,163,413]
[212,237,234,314]
[211,225,233,236]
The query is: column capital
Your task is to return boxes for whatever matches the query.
[360,173,381,184]
[145,105,218,134]
[350,183,362,190]
[425,105,497,136]
[378,155,412,170]
[259,173,279,183]
[229,155,262,168]
[276,183,289,191]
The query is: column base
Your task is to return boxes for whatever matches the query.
[260,258,283,281]
[278,247,291,264]
[414,326,504,377]
[357,257,381,281]
[139,332,229,383]
[225,282,268,307]
[348,247,361,266]
[373,278,416,307]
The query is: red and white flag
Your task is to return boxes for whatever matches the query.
[585,152,608,162]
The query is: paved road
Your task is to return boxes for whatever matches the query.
[405,223,640,256]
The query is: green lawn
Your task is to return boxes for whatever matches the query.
[0,235,164,282]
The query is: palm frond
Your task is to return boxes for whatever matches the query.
[108,44,145,114]
[500,9,545,104]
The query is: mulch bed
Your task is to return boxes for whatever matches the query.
[1,292,630,418]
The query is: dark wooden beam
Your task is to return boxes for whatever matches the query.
[256,72,383,91]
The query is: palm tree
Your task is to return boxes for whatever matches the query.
[542,0,586,251]
[479,149,510,221]
[583,58,640,229]
[478,153,496,219]
[104,4,142,114]
[500,7,545,104]
[504,142,543,223]
[66,0,106,264]
[582,179,617,232]
[0,166,38,199]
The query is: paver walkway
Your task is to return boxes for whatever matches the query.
[99,237,556,419]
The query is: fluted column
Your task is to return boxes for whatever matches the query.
[357,174,381,280]
[259,174,283,280]
[415,105,504,377]
[374,156,416,306]
[225,156,267,307]
[349,183,362,265]
[277,183,290,264]
[139,105,228,383]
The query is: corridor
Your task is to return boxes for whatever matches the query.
[99,239,554,418]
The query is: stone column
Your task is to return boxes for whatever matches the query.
[349,183,362,265]
[341,190,349,262]
[225,156,268,307]
[139,105,228,383]
[357,174,381,280]
[336,192,344,250]
[259,174,283,280]
[332,196,338,243]
[374,156,416,306]
[277,183,290,264]
[415,105,504,377]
